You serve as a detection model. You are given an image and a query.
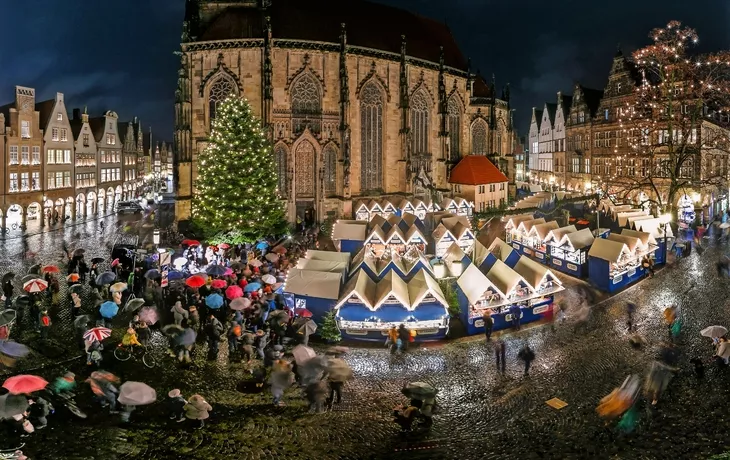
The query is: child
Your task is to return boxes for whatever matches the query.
[122,328,142,348]
[39,309,51,340]
[166,389,187,422]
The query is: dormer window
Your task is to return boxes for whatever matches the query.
[616,82,622,93]
[21,120,30,139]
[56,112,63,121]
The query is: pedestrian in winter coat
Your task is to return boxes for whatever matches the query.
[495,340,506,373]
[166,389,187,422]
[2,280,13,309]
[227,321,241,357]
[398,324,410,352]
[184,394,212,429]
[241,332,255,363]
[482,310,494,342]
[39,309,51,340]
[171,301,189,326]
[326,357,353,405]
[188,306,200,332]
[204,314,224,360]
[269,360,294,406]
[305,380,328,413]
[517,344,535,376]
[27,397,53,429]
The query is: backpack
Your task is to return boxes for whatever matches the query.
[41,314,51,327]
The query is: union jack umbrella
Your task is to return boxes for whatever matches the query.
[23,278,48,293]
[83,327,112,342]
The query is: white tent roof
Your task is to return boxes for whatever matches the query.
[379,197,398,211]
[516,218,546,234]
[529,221,560,240]
[512,257,562,291]
[296,259,349,276]
[560,228,595,251]
[407,269,448,309]
[373,271,410,309]
[486,259,530,298]
[545,225,577,244]
[305,249,351,264]
[588,238,631,263]
[400,251,433,276]
[441,215,471,231]
[384,225,407,244]
[621,228,657,246]
[606,233,644,252]
[364,225,387,243]
[503,214,534,230]
[332,221,368,241]
[432,223,456,243]
[369,200,384,212]
[487,237,515,263]
[336,269,377,309]
[635,218,674,238]
[405,225,427,243]
[368,214,387,230]
[443,243,467,275]
[457,264,503,305]
[354,200,371,212]
[529,183,543,192]
[609,205,636,220]
[627,214,654,228]
[616,210,649,227]
[284,268,343,300]
[472,240,490,267]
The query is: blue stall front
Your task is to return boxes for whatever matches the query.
[332,220,368,255]
[548,228,594,278]
[587,237,648,292]
[335,269,449,342]
[283,268,343,323]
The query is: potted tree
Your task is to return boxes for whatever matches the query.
[319,310,342,343]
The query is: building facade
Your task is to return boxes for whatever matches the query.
[40,92,75,223]
[71,108,99,217]
[174,0,513,223]
[91,111,123,210]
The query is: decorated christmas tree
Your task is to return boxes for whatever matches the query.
[319,310,342,343]
[191,96,287,243]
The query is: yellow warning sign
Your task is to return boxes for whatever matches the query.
[546,398,568,410]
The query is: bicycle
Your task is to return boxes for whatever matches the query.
[114,344,156,368]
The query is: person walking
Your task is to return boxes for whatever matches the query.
[171,301,189,327]
[397,324,410,353]
[482,310,494,342]
[269,360,294,406]
[27,396,53,429]
[2,279,13,310]
[183,394,212,429]
[166,389,187,422]
[517,344,535,376]
[495,339,506,374]
[626,302,637,332]
[204,314,224,361]
[39,309,51,340]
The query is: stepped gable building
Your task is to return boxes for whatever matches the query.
[174,0,514,223]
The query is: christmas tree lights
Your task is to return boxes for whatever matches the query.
[191,96,286,243]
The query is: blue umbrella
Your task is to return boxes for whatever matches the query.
[255,241,269,250]
[206,293,224,309]
[206,265,227,276]
[144,269,161,279]
[167,270,185,281]
[96,272,117,285]
[100,301,119,319]
[173,328,197,347]
[244,282,262,293]
[0,341,30,358]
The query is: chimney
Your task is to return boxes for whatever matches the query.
[73,108,81,120]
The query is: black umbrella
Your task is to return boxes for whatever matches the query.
[1,272,15,282]
[0,394,29,420]
[13,295,30,307]
[91,257,105,264]
[206,265,227,276]
[69,284,84,294]
[123,298,145,312]
[28,264,40,275]
[0,310,16,327]
[95,272,117,285]
[73,248,85,257]
[73,315,92,328]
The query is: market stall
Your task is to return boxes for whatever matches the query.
[588,237,644,292]
[296,258,350,278]
[354,200,373,221]
[549,228,594,277]
[522,221,559,262]
[504,214,535,243]
[480,237,520,271]
[335,269,449,342]
[438,243,469,278]
[442,218,475,255]
[456,264,507,335]
[283,268,343,322]
[510,218,546,254]
[606,233,649,258]
[616,210,649,228]
[544,225,577,247]
[363,225,388,257]
[331,220,368,254]
[441,197,473,217]
[634,217,674,265]
[432,224,457,258]
[412,199,439,220]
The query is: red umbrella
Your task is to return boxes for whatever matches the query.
[181,239,201,247]
[111,258,120,268]
[218,243,231,250]
[294,308,313,318]
[273,246,287,255]
[23,279,48,293]
[185,275,206,289]
[225,285,243,300]
[67,273,80,282]
[3,375,48,394]
[211,279,227,289]
[41,265,59,274]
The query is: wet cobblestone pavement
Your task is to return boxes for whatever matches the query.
[3,221,730,459]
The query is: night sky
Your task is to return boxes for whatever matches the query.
[2,0,728,141]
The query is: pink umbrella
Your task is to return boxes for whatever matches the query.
[211,279,227,289]
[229,297,251,311]
[225,285,243,300]
[139,306,158,325]
[3,375,48,394]
[294,308,313,318]
[111,258,120,268]
[223,268,233,276]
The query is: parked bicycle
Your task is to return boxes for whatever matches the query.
[114,344,156,368]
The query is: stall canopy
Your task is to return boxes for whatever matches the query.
[529,184,543,193]
[609,205,636,220]
[545,225,577,245]
[432,224,456,247]
[616,210,649,227]
[512,257,563,294]
[504,213,535,231]
[516,218,547,235]
[635,218,675,239]
[627,214,654,229]
[384,225,407,245]
[387,213,420,232]
[588,238,631,263]
[332,220,368,241]
[606,233,645,253]
[529,221,560,241]
[305,250,351,265]
[621,228,657,246]
[335,268,445,311]
[284,268,343,314]
[368,214,388,231]
[457,264,504,306]
[443,243,469,277]
[296,258,349,277]
[471,240,490,268]
[485,237,520,269]
[364,225,387,245]
[405,225,427,244]
[559,228,595,251]
[485,259,532,299]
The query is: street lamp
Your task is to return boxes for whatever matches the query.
[659,213,672,264]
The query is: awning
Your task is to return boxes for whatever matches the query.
[503,213,534,230]
[588,238,630,263]
[457,264,503,305]
[516,218,546,234]
[487,237,516,262]
[332,221,368,241]
[284,268,343,300]
[305,249,351,265]
[486,259,530,298]
[529,221,560,241]
[296,259,349,276]
[560,228,595,251]
[545,225,577,245]
[616,210,649,227]
[621,228,657,246]
[512,257,562,291]
[606,233,644,252]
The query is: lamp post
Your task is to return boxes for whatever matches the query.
[660,213,672,264]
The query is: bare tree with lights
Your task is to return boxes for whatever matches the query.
[600,21,730,218]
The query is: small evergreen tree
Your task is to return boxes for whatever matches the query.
[192,96,286,243]
[319,310,342,342]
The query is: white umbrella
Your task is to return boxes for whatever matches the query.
[117,381,157,406]
[262,274,276,284]
[265,253,279,262]
[720,222,730,229]
[292,344,316,366]
[173,257,188,268]
[249,259,263,268]
[700,325,728,338]
[718,342,730,359]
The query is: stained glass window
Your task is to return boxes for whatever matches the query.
[208,77,236,130]
[324,144,337,196]
[274,144,288,196]
[295,140,315,198]
[291,75,322,134]
[472,119,488,155]
[448,96,461,161]
[411,91,430,155]
[360,82,383,191]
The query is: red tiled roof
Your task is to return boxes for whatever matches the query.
[448,155,508,185]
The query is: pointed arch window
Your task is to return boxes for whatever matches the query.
[208,77,236,130]
[274,144,288,196]
[471,119,488,155]
[497,131,503,155]
[291,74,322,134]
[411,91,430,154]
[360,82,383,191]
[447,97,461,161]
[295,140,315,198]
[324,144,337,196]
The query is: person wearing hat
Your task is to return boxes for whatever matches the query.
[166,389,187,422]
[183,394,213,429]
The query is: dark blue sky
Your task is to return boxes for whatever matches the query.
[1,0,728,140]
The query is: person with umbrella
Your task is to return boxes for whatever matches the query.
[326,351,353,406]
[269,360,294,407]
[86,371,120,414]
[2,273,14,310]
[183,394,212,429]
[165,389,187,423]
[26,395,53,429]
[170,301,189,327]
[203,313,224,361]
[117,381,157,423]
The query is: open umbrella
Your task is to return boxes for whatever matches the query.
[700,325,728,338]
[69,284,84,294]
[167,270,185,281]
[256,241,269,250]
[139,306,158,325]
[265,253,279,263]
[185,275,206,289]
[211,279,227,289]
[23,278,48,293]
[89,370,119,384]
[84,327,112,342]
[91,257,105,264]
[294,308,313,318]
[297,319,317,336]
[1,272,14,282]
[272,246,287,255]
[261,274,277,285]
[67,273,80,283]
[0,394,29,420]
[111,258,120,268]
[292,345,316,365]
[173,328,197,347]
[96,272,117,285]
[181,239,201,247]
[162,324,184,335]
[144,269,161,280]
[401,382,438,400]
[206,265,227,276]
[110,282,128,292]
[0,341,30,359]
[28,264,41,275]
[326,357,353,382]
[269,309,289,325]
[73,248,85,257]
[124,298,146,312]
[248,259,263,268]
[223,267,233,276]
[218,243,231,250]
[41,265,59,274]
[118,381,157,406]
[206,293,224,309]
[12,296,30,307]
[229,297,251,311]
[74,315,92,328]
[225,285,243,300]
[173,257,188,268]
[3,374,48,394]
[99,301,119,319]
[244,282,262,293]
[0,310,15,327]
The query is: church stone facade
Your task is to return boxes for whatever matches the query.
[175,0,513,224]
